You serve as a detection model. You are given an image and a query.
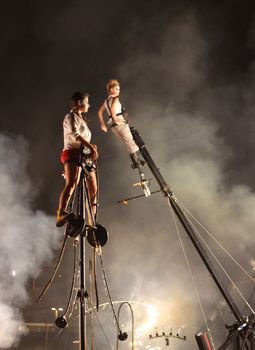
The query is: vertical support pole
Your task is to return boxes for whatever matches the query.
[78,172,86,350]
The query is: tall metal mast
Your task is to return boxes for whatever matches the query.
[131,127,246,327]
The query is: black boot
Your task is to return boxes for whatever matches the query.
[129,152,145,169]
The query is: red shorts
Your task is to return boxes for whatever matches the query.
[60,149,80,164]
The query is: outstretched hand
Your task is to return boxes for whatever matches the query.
[101,125,108,132]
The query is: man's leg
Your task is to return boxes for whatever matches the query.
[56,162,81,227]
[85,170,97,225]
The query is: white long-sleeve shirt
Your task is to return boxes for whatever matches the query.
[63,111,91,150]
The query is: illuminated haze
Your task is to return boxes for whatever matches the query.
[95,11,255,350]
[0,135,61,348]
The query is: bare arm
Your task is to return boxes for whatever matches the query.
[98,103,108,132]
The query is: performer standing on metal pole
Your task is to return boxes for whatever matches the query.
[56,92,98,227]
[98,79,144,169]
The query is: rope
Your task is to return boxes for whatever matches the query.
[95,161,100,223]
[65,296,114,350]
[178,199,255,285]
[179,204,255,316]
[93,248,99,311]
[63,241,80,320]
[98,249,123,334]
[36,186,78,302]
[168,200,216,350]
[36,234,69,302]
[86,296,114,350]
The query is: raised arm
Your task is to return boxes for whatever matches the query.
[98,103,108,132]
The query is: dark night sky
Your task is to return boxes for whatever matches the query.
[0,1,255,349]
[1,0,255,212]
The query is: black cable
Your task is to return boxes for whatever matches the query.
[36,189,77,302]
[62,240,80,320]
[36,234,69,302]
[63,297,114,349]
[99,251,122,334]
[93,248,99,311]
[86,295,114,349]
[94,161,99,223]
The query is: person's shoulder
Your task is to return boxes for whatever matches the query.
[63,112,70,120]
[110,96,119,102]
[64,111,76,123]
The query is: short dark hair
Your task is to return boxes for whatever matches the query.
[71,91,89,103]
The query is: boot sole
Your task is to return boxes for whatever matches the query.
[56,213,75,228]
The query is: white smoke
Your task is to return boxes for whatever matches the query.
[93,10,255,350]
[0,134,61,348]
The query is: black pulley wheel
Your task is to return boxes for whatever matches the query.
[87,224,109,247]
[55,316,67,328]
[66,216,84,237]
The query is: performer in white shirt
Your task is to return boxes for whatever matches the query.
[98,79,144,169]
[56,92,98,227]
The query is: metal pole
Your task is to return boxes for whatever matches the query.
[89,258,95,350]
[78,172,87,350]
[131,127,243,323]
[168,195,243,323]
[131,127,170,195]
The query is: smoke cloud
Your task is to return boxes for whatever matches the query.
[0,134,61,348]
[93,10,255,350]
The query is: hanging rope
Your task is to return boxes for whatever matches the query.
[98,248,123,335]
[66,295,114,350]
[63,241,80,320]
[168,201,216,350]
[36,234,69,302]
[36,187,79,302]
[178,199,255,285]
[86,296,115,350]
[178,203,255,316]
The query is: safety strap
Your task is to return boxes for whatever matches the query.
[106,96,128,126]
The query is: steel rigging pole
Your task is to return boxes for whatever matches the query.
[131,126,244,325]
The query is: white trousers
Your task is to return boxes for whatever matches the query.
[111,123,139,154]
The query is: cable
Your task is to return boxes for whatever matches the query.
[95,161,100,223]
[98,249,123,334]
[180,205,255,316]
[178,199,255,285]
[86,295,114,350]
[36,187,78,302]
[93,248,99,311]
[36,234,69,302]
[65,296,114,350]
[63,240,80,320]
[168,200,216,350]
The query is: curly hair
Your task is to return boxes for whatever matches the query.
[106,79,120,92]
